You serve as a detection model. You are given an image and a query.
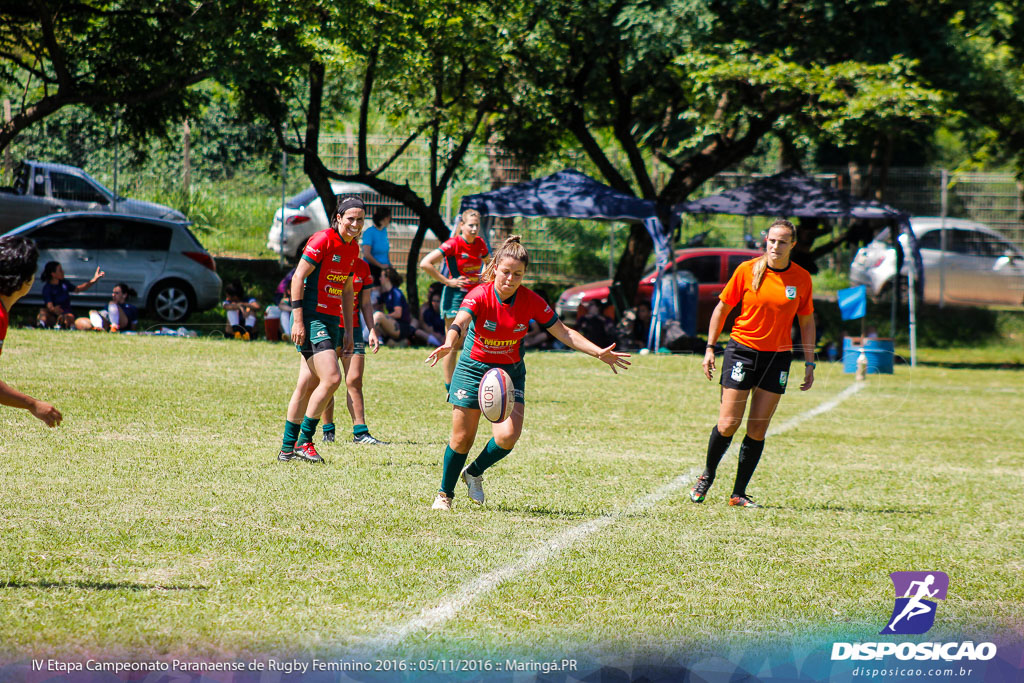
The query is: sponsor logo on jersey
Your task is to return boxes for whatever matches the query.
[479,336,517,348]
[307,247,321,257]
[785,285,797,300]
[543,305,552,314]
[325,272,349,282]
[513,323,527,332]
[483,320,497,331]
[332,254,342,263]
[325,285,345,296]
[779,370,788,387]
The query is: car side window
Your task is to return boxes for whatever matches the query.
[100,219,173,251]
[677,254,720,284]
[948,229,980,255]
[726,255,751,280]
[50,171,108,204]
[917,231,943,250]
[29,219,100,250]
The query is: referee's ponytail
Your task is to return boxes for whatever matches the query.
[481,235,529,283]
[751,219,797,292]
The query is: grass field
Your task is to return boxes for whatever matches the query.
[0,330,1022,667]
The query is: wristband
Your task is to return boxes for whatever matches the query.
[289,299,301,308]
[448,324,462,338]
[706,344,716,350]
[805,361,816,368]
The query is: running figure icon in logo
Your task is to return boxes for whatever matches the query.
[881,571,949,635]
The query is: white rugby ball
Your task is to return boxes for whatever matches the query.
[478,367,515,423]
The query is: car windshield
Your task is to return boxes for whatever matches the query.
[286,186,319,209]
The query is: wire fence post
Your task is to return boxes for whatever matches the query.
[939,168,948,308]
[280,150,287,265]
[2,99,11,182]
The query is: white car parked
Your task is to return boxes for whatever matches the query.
[266,182,377,258]
[850,217,1024,306]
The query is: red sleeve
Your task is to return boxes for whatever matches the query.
[302,231,328,265]
[527,289,557,327]
[439,237,458,256]
[460,284,486,318]
[720,261,750,307]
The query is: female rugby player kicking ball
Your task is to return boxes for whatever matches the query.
[426,235,630,511]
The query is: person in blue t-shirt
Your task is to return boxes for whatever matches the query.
[361,207,392,304]
[372,267,412,345]
[85,282,140,331]
[37,261,104,329]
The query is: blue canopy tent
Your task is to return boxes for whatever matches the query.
[675,170,921,364]
[459,169,676,348]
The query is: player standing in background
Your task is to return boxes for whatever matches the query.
[277,197,363,464]
[690,219,815,508]
[0,236,62,427]
[425,235,630,511]
[320,257,388,445]
[419,209,490,390]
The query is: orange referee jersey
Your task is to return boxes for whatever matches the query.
[720,258,814,352]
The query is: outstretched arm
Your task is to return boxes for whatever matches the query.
[546,319,630,374]
[0,379,62,427]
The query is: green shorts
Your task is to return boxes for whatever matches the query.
[345,324,365,355]
[295,312,341,359]
[441,286,469,319]
[448,356,526,409]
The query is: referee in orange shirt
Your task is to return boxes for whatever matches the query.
[690,219,816,508]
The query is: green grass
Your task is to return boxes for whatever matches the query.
[0,330,1022,663]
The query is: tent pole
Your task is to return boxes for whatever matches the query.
[608,223,615,279]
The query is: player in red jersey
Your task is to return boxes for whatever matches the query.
[425,235,630,510]
[277,196,362,464]
[419,209,490,389]
[0,236,62,427]
[321,257,389,445]
[690,219,815,508]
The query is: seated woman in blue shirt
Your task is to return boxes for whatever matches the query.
[37,261,104,329]
[372,267,413,346]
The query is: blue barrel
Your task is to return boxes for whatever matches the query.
[842,337,895,374]
[652,271,698,337]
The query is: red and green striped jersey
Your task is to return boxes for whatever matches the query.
[0,300,8,359]
[459,282,557,364]
[300,228,360,317]
[440,235,490,290]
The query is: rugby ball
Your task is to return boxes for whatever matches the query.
[478,367,515,423]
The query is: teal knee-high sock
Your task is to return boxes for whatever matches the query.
[297,416,319,446]
[281,420,301,452]
[465,438,512,476]
[440,445,469,497]
[322,422,336,435]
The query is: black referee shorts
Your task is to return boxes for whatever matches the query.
[720,339,793,395]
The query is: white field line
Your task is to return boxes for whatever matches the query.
[368,381,865,653]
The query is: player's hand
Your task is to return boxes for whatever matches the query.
[801,365,814,391]
[367,327,380,353]
[92,267,105,281]
[596,343,631,374]
[291,320,305,347]
[450,276,471,289]
[426,344,452,367]
[30,400,62,428]
[702,347,716,380]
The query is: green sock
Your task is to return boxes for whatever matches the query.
[445,382,451,393]
[281,420,301,452]
[466,438,513,476]
[353,424,369,436]
[297,416,319,446]
[440,445,469,497]
[322,422,335,435]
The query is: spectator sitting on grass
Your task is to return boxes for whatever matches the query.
[37,261,104,329]
[412,282,444,347]
[373,267,412,347]
[82,283,140,332]
[223,281,261,340]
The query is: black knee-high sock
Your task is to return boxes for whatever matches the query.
[733,435,765,497]
[703,426,733,480]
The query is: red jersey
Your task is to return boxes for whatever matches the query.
[440,235,490,290]
[460,282,557,364]
[300,228,360,317]
[348,258,371,327]
[0,301,8,359]
[720,258,814,351]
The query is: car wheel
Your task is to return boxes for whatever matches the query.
[148,280,196,322]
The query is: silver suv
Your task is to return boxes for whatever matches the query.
[850,217,1024,306]
[4,212,222,322]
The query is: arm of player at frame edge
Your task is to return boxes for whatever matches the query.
[702,300,735,381]
[545,319,631,374]
[359,288,380,353]
[419,248,469,289]
[341,278,355,353]
[0,379,63,427]
[289,258,315,347]
[798,313,816,391]
[425,310,472,366]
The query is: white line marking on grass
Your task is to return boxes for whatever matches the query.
[369,381,865,653]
